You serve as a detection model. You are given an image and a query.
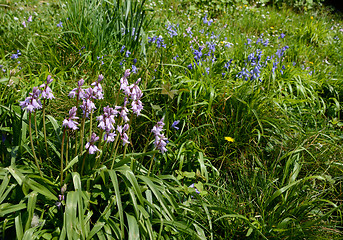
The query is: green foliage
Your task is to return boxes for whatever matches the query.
[1,0,343,239]
[61,0,150,61]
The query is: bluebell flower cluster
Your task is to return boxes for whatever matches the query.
[19,75,55,112]
[85,133,100,154]
[148,36,166,48]
[202,14,213,26]
[63,107,79,130]
[237,49,265,81]
[11,50,21,60]
[151,117,168,154]
[166,24,178,38]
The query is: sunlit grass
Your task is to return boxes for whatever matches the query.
[0,0,343,239]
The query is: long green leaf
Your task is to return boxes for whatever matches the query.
[126,213,140,240]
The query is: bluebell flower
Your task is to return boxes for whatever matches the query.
[245,38,252,45]
[125,50,131,58]
[11,50,21,60]
[152,117,168,154]
[166,24,178,38]
[171,120,180,130]
[120,45,125,53]
[57,21,63,27]
[63,106,79,130]
[156,36,166,48]
[85,133,100,154]
[19,87,42,113]
[263,39,269,47]
[132,65,137,73]
[189,183,200,194]
[224,60,232,70]
[173,55,179,61]
[279,33,286,39]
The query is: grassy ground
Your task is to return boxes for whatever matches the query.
[0,0,343,239]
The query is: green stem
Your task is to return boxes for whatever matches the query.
[42,99,49,159]
[94,129,104,168]
[60,128,66,186]
[148,153,156,176]
[79,116,86,154]
[80,152,88,177]
[89,111,93,140]
[29,113,42,177]
[66,131,69,167]
[74,100,79,158]
[33,112,42,162]
[110,134,121,170]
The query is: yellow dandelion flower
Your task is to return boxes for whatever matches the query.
[225,137,235,142]
[309,62,313,65]
[310,16,313,20]
[270,26,274,29]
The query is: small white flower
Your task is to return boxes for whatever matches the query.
[31,213,40,227]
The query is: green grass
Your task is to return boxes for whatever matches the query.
[1,0,343,239]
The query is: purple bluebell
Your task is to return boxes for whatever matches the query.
[120,45,125,53]
[166,24,178,38]
[151,117,168,154]
[173,55,179,61]
[62,106,79,130]
[224,60,232,70]
[189,183,200,194]
[120,70,131,96]
[19,87,42,112]
[263,39,269,47]
[202,14,213,26]
[245,38,252,45]
[80,99,96,118]
[279,33,286,39]
[131,100,143,116]
[186,27,193,37]
[22,21,26,28]
[69,79,85,100]
[272,61,278,74]
[85,133,100,154]
[11,50,21,60]
[171,120,180,130]
[125,50,131,58]
[97,106,118,132]
[132,65,137,74]
[156,36,166,48]
[28,15,32,22]
[57,21,63,27]
[225,42,233,48]
[117,124,130,145]
[91,74,104,100]
[104,131,116,142]
[40,75,55,100]
[129,78,143,101]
